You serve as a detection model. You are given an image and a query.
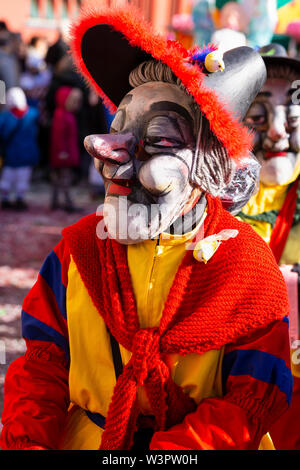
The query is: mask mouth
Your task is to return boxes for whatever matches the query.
[105,176,159,204]
[109,177,133,186]
[105,166,178,200]
[107,180,133,196]
[264,151,288,159]
[262,147,299,159]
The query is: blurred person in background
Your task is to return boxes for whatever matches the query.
[86,89,108,199]
[45,31,91,181]
[9,32,27,75]
[0,87,40,210]
[28,36,49,62]
[286,21,300,59]
[21,46,52,173]
[45,31,68,71]
[45,28,81,113]
[49,85,82,212]
[0,20,7,32]
[20,52,52,109]
[0,28,20,90]
[240,43,300,450]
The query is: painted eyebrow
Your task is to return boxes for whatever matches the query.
[147,115,184,137]
[110,108,126,131]
[150,101,194,125]
[257,91,272,98]
[119,94,133,106]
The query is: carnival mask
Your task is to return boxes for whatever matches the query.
[74,8,267,243]
[245,76,300,186]
[84,81,201,244]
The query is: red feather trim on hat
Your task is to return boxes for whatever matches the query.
[69,2,253,161]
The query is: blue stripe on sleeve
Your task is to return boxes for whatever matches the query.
[222,349,293,405]
[22,310,69,359]
[40,250,67,320]
[85,410,106,429]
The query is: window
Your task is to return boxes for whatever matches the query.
[46,0,55,19]
[30,0,40,18]
[62,0,69,19]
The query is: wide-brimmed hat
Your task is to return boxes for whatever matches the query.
[259,43,300,72]
[70,4,267,161]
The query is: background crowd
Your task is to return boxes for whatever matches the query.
[0,18,112,213]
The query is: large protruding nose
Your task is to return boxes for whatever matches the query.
[84,132,135,165]
[267,108,289,143]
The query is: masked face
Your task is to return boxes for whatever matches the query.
[84,82,200,244]
[244,76,300,186]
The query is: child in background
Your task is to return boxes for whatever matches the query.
[20,53,52,109]
[49,86,82,212]
[0,87,40,210]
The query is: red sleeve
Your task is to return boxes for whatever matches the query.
[0,239,71,450]
[150,318,292,450]
[0,341,69,450]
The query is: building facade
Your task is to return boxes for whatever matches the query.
[0,0,192,44]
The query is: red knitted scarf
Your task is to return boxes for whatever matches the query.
[62,196,288,450]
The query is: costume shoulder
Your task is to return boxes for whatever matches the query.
[61,213,105,290]
[200,197,289,327]
[217,201,285,291]
[62,212,101,248]
[206,195,277,266]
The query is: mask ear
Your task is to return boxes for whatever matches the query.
[191,117,234,196]
[218,153,261,215]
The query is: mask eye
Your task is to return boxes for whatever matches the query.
[144,137,183,149]
[287,116,300,127]
[245,102,267,128]
[245,115,266,126]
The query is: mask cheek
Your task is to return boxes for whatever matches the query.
[138,155,189,196]
[290,129,300,153]
[102,162,118,179]
[252,131,262,152]
[260,157,294,185]
[94,158,105,180]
